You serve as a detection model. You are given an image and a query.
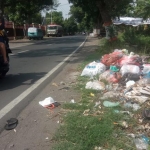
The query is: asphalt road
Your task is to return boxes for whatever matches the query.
[0,35,86,116]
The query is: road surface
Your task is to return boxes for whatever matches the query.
[0,35,86,130]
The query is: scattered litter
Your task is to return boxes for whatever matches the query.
[52,82,58,87]
[126,80,135,88]
[85,80,105,90]
[94,101,101,107]
[114,110,133,117]
[14,129,16,133]
[39,97,60,109]
[134,137,148,150]
[83,109,90,116]
[90,93,95,97]
[45,137,49,140]
[39,97,55,107]
[114,121,128,128]
[4,118,18,130]
[70,99,76,103]
[124,102,141,111]
[142,109,150,119]
[60,81,65,85]
[103,101,120,107]
[100,91,123,100]
[59,86,70,91]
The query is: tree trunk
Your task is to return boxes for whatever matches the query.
[96,0,117,41]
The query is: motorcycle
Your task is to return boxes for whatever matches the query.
[0,32,11,77]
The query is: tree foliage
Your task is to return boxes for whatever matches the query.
[46,11,63,25]
[63,17,78,35]
[68,0,132,23]
[0,0,54,24]
[69,5,96,32]
[134,0,150,19]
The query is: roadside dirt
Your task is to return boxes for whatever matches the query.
[0,36,99,150]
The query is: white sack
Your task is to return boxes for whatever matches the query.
[81,61,106,77]
[120,65,140,76]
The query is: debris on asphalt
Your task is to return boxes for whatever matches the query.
[39,97,60,109]
[4,118,18,130]
[52,82,58,87]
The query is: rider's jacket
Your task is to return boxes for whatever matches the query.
[0,17,5,36]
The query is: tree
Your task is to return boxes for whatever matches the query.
[134,0,150,19]
[69,5,95,32]
[46,11,63,25]
[0,0,54,24]
[63,17,78,35]
[68,0,133,41]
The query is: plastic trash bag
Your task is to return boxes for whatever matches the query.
[120,65,140,76]
[117,55,143,67]
[134,137,148,150]
[99,70,121,83]
[85,80,105,90]
[143,72,150,84]
[142,64,150,75]
[119,73,140,85]
[101,51,124,66]
[81,61,106,77]
[126,80,135,88]
[39,97,55,107]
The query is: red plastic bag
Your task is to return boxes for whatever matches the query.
[99,70,121,83]
[101,51,123,66]
[117,56,141,67]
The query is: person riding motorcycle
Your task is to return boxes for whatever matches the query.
[0,15,8,64]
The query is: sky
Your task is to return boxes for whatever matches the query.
[56,0,72,19]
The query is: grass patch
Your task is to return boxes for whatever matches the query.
[52,108,136,150]
[51,37,140,150]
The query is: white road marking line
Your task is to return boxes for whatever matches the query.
[10,50,29,56]
[0,37,87,119]
[47,44,52,46]
[18,50,29,54]
[10,53,15,56]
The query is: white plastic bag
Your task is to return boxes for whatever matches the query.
[81,61,106,77]
[85,80,105,90]
[39,97,55,107]
[120,65,140,76]
[142,64,150,75]
[126,80,135,88]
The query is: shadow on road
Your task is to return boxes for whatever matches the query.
[0,72,47,91]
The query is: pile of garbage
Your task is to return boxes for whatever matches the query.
[81,49,150,149]
[81,49,150,101]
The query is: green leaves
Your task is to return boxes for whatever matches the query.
[46,11,63,25]
[2,0,54,24]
